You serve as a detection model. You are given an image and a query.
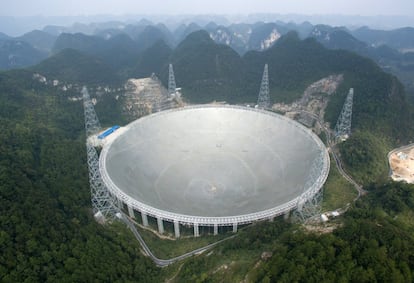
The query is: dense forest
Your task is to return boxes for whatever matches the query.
[1,29,414,282]
[249,182,414,282]
[0,71,160,282]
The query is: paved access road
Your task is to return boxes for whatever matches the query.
[330,147,366,198]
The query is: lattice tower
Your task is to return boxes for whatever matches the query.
[82,87,118,221]
[82,86,101,137]
[334,88,354,140]
[257,64,270,109]
[168,64,176,95]
[293,150,326,222]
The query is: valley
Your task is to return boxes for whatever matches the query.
[1,12,414,283]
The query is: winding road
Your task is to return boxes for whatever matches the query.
[330,148,366,198]
[299,110,365,198]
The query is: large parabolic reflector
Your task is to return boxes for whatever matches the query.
[99,105,330,226]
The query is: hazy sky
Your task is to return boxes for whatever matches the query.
[2,0,414,17]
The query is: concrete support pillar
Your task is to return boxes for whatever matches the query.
[194,223,199,237]
[127,205,135,219]
[232,223,238,233]
[213,224,218,235]
[269,216,275,222]
[141,212,148,226]
[174,221,180,238]
[157,217,164,234]
[284,211,290,220]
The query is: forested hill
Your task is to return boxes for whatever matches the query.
[32,48,121,85]
[167,30,245,103]
[0,70,160,282]
[133,40,172,78]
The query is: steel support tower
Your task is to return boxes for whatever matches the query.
[334,88,354,141]
[257,64,270,109]
[82,86,118,221]
[168,64,176,95]
[294,150,326,222]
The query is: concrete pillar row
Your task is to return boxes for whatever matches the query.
[213,224,218,235]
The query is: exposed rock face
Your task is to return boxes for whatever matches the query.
[122,76,177,119]
[272,74,344,131]
[260,29,281,50]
